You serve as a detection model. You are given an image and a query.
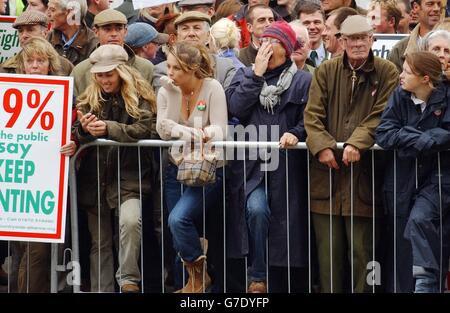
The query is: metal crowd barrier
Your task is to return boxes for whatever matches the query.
[1,140,448,293]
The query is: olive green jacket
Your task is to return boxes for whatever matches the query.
[304,50,398,217]
[73,95,157,209]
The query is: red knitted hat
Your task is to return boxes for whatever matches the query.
[261,20,297,57]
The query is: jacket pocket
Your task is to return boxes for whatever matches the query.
[309,158,331,200]
[356,167,373,206]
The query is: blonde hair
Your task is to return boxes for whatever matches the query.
[77,64,156,120]
[16,37,62,75]
[209,18,241,53]
[168,42,214,79]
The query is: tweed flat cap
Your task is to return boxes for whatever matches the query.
[12,10,48,29]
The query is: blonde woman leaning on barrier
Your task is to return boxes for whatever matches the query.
[14,37,76,293]
[73,45,157,293]
[156,41,227,293]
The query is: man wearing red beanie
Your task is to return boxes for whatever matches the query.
[226,20,312,293]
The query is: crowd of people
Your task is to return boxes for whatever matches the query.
[0,0,450,294]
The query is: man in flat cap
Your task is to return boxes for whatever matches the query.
[304,15,398,293]
[152,11,235,93]
[178,0,216,17]
[0,9,74,75]
[71,9,154,96]
[47,0,98,65]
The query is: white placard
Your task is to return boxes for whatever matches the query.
[372,33,408,60]
[0,74,73,243]
[0,16,20,64]
[132,0,179,9]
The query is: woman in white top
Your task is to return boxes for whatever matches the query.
[156,41,227,293]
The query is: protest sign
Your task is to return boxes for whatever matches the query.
[0,74,73,243]
[0,16,20,64]
[132,0,178,9]
[372,33,408,60]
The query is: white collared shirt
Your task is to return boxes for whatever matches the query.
[411,94,426,113]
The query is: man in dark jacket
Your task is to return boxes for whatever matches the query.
[226,20,312,293]
[304,15,398,293]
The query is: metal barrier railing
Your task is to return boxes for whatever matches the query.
[1,140,449,293]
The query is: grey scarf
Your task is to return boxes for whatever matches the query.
[259,62,298,114]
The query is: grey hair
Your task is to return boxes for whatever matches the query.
[54,0,87,20]
[420,30,450,51]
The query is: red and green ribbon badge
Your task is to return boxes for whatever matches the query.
[197,100,206,111]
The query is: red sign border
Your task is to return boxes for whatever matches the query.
[0,16,16,23]
[0,75,70,240]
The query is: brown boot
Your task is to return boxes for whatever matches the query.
[248,281,267,293]
[175,255,211,293]
[175,238,211,293]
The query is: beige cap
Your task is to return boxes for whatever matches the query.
[339,15,372,36]
[12,10,48,29]
[89,45,128,73]
[93,9,127,28]
[174,11,211,28]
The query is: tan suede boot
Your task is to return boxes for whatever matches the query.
[175,238,211,293]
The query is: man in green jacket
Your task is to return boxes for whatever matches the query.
[70,9,154,96]
[304,15,398,293]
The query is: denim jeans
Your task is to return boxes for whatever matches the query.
[164,163,223,288]
[413,266,439,293]
[246,182,271,283]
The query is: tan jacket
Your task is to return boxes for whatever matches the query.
[304,50,398,217]
[387,24,421,73]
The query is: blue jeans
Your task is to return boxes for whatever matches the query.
[246,182,271,282]
[164,163,223,288]
[413,266,439,293]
